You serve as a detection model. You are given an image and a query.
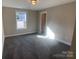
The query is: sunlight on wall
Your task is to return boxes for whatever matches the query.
[37,27,55,40]
[46,27,55,39]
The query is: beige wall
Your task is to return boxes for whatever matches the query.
[2,7,38,37]
[3,2,76,45]
[40,2,76,45]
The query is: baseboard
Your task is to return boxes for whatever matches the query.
[5,32,37,38]
[5,33,71,46]
[56,39,71,46]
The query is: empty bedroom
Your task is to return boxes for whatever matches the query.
[2,0,76,59]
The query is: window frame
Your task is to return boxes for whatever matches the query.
[16,11,27,30]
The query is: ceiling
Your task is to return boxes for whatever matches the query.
[2,0,75,10]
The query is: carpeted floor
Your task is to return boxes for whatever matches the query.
[2,34,70,59]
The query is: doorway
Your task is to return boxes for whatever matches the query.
[39,11,47,35]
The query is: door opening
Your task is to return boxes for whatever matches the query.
[39,11,47,35]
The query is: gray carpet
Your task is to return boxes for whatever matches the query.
[2,34,70,59]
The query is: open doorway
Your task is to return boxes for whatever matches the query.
[39,11,47,35]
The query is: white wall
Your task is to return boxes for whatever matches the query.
[40,2,76,45]
[2,7,38,37]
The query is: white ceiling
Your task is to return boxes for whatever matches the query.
[2,0,75,10]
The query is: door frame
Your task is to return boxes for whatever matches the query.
[39,11,47,34]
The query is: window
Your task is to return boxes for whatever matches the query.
[16,12,27,29]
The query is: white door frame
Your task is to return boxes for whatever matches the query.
[39,11,47,34]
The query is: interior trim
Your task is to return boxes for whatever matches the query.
[56,39,71,46]
[5,32,37,38]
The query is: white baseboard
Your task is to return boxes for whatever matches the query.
[56,39,71,46]
[5,33,71,46]
[5,32,36,38]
